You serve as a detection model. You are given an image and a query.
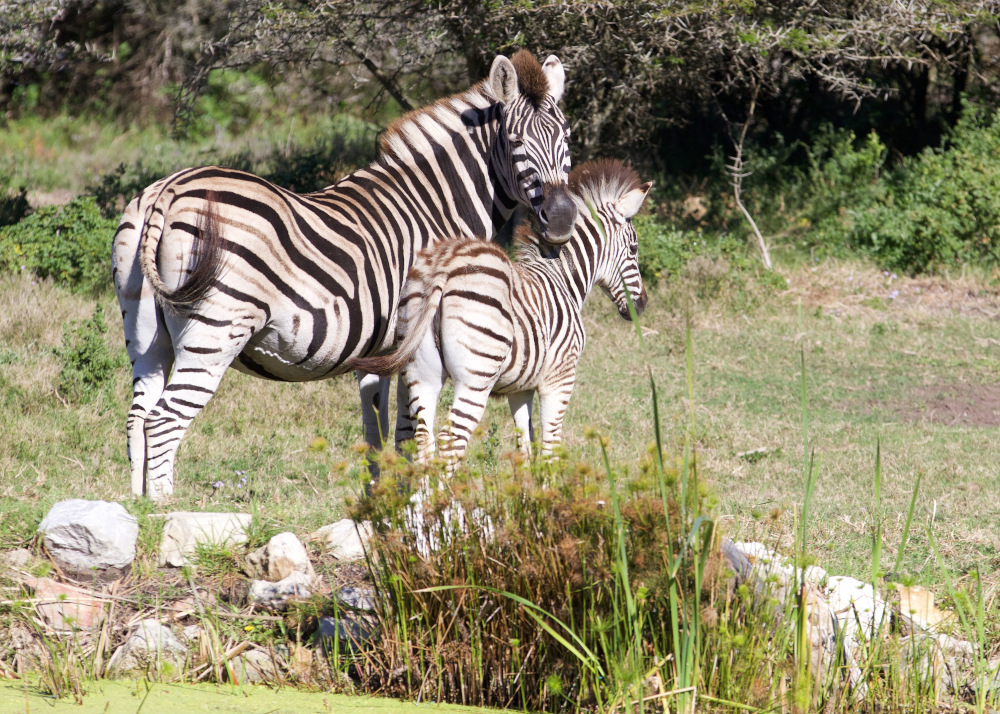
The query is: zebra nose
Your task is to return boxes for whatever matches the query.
[635,286,648,316]
[540,183,577,244]
[620,286,647,320]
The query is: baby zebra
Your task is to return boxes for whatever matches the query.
[351,159,651,465]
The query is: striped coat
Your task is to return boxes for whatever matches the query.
[351,159,651,464]
[112,51,576,499]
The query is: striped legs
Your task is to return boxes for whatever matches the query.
[357,371,391,485]
[507,391,535,457]
[123,307,174,498]
[438,382,493,468]
[537,378,576,458]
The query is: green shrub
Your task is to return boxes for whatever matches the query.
[794,106,1000,274]
[634,213,703,282]
[85,160,175,219]
[52,305,127,404]
[847,106,1000,273]
[0,197,117,292]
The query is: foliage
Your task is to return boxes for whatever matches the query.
[52,305,127,404]
[2,0,992,163]
[846,106,1000,274]
[0,197,117,292]
[785,106,1000,274]
[351,443,718,711]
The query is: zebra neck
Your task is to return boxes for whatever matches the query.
[373,85,515,240]
[516,232,598,312]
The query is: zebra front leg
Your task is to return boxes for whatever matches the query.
[537,380,576,459]
[507,391,535,458]
[357,371,391,484]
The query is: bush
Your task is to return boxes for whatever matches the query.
[85,160,176,219]
[848,105,1000,273]
[634,213,703,282]
[52,305,127,404]
[792,106,1000,274]
[0,197,117,292]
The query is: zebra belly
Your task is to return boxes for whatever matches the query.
[229,306,386,382]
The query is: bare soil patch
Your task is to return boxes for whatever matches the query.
[889,383,1000,427]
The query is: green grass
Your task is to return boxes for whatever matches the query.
[3,259,1000,587]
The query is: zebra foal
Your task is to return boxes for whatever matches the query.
[112,50,576,500]
[351,159,651,465]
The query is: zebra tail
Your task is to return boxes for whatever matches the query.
[349,272,448,377]
[139,188,225,312]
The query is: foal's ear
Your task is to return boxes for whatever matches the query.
[616,181,653,218]
[541,55,566,103]
[489,55,520,104]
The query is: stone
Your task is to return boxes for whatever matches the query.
[310,519,371,561]
[249,571,313,610]
[158,512,251,567]
[338,586,377,612]
[313,615,378,654]
[246,532,316,582]
[2,548,32,569]
[23,575,106,631]
[37,499,138,580]
[230,649,280,684]
[107,619,187,677]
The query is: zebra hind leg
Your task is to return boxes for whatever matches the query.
[357,371,391,489]
[142,350,237,501]
[127,352,173,498]
[438,383,493,473]
[507,390,535,459]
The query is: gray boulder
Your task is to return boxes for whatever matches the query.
[107,619,187,677]
[249,571,313,610]
[310,519,371,561]
[38,500,137,581]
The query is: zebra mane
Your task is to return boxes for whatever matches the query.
[378,83,494,161]
[510,50,549,104]
[378,50,549,160]
[568,159,643,209]
[512,159,642,249]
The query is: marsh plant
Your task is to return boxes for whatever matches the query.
[345,321,999,713]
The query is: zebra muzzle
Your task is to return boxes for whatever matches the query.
[539,183,577,245]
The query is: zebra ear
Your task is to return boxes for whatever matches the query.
[541,55,566,102]
[616,182,653,218]
[489,55,520,104]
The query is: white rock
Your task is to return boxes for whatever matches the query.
[230,649,280,684]
[250,571,313,610]
[804,565,828,584]
[38,500,138,578]
[246,532,315,582]
[824,576,887,639]
[107,619,187,676]
[311,519,371,561]
[158,512,251,567]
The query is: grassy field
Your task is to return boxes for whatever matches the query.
[2,254,999,593]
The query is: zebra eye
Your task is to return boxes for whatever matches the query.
[629,242,638,256]
[509,134,524,148]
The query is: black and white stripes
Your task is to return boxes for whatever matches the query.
[112,51,575,499]
[351,159,651,465]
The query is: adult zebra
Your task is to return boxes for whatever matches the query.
[351,159,651,465]
[112,50,577,500]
